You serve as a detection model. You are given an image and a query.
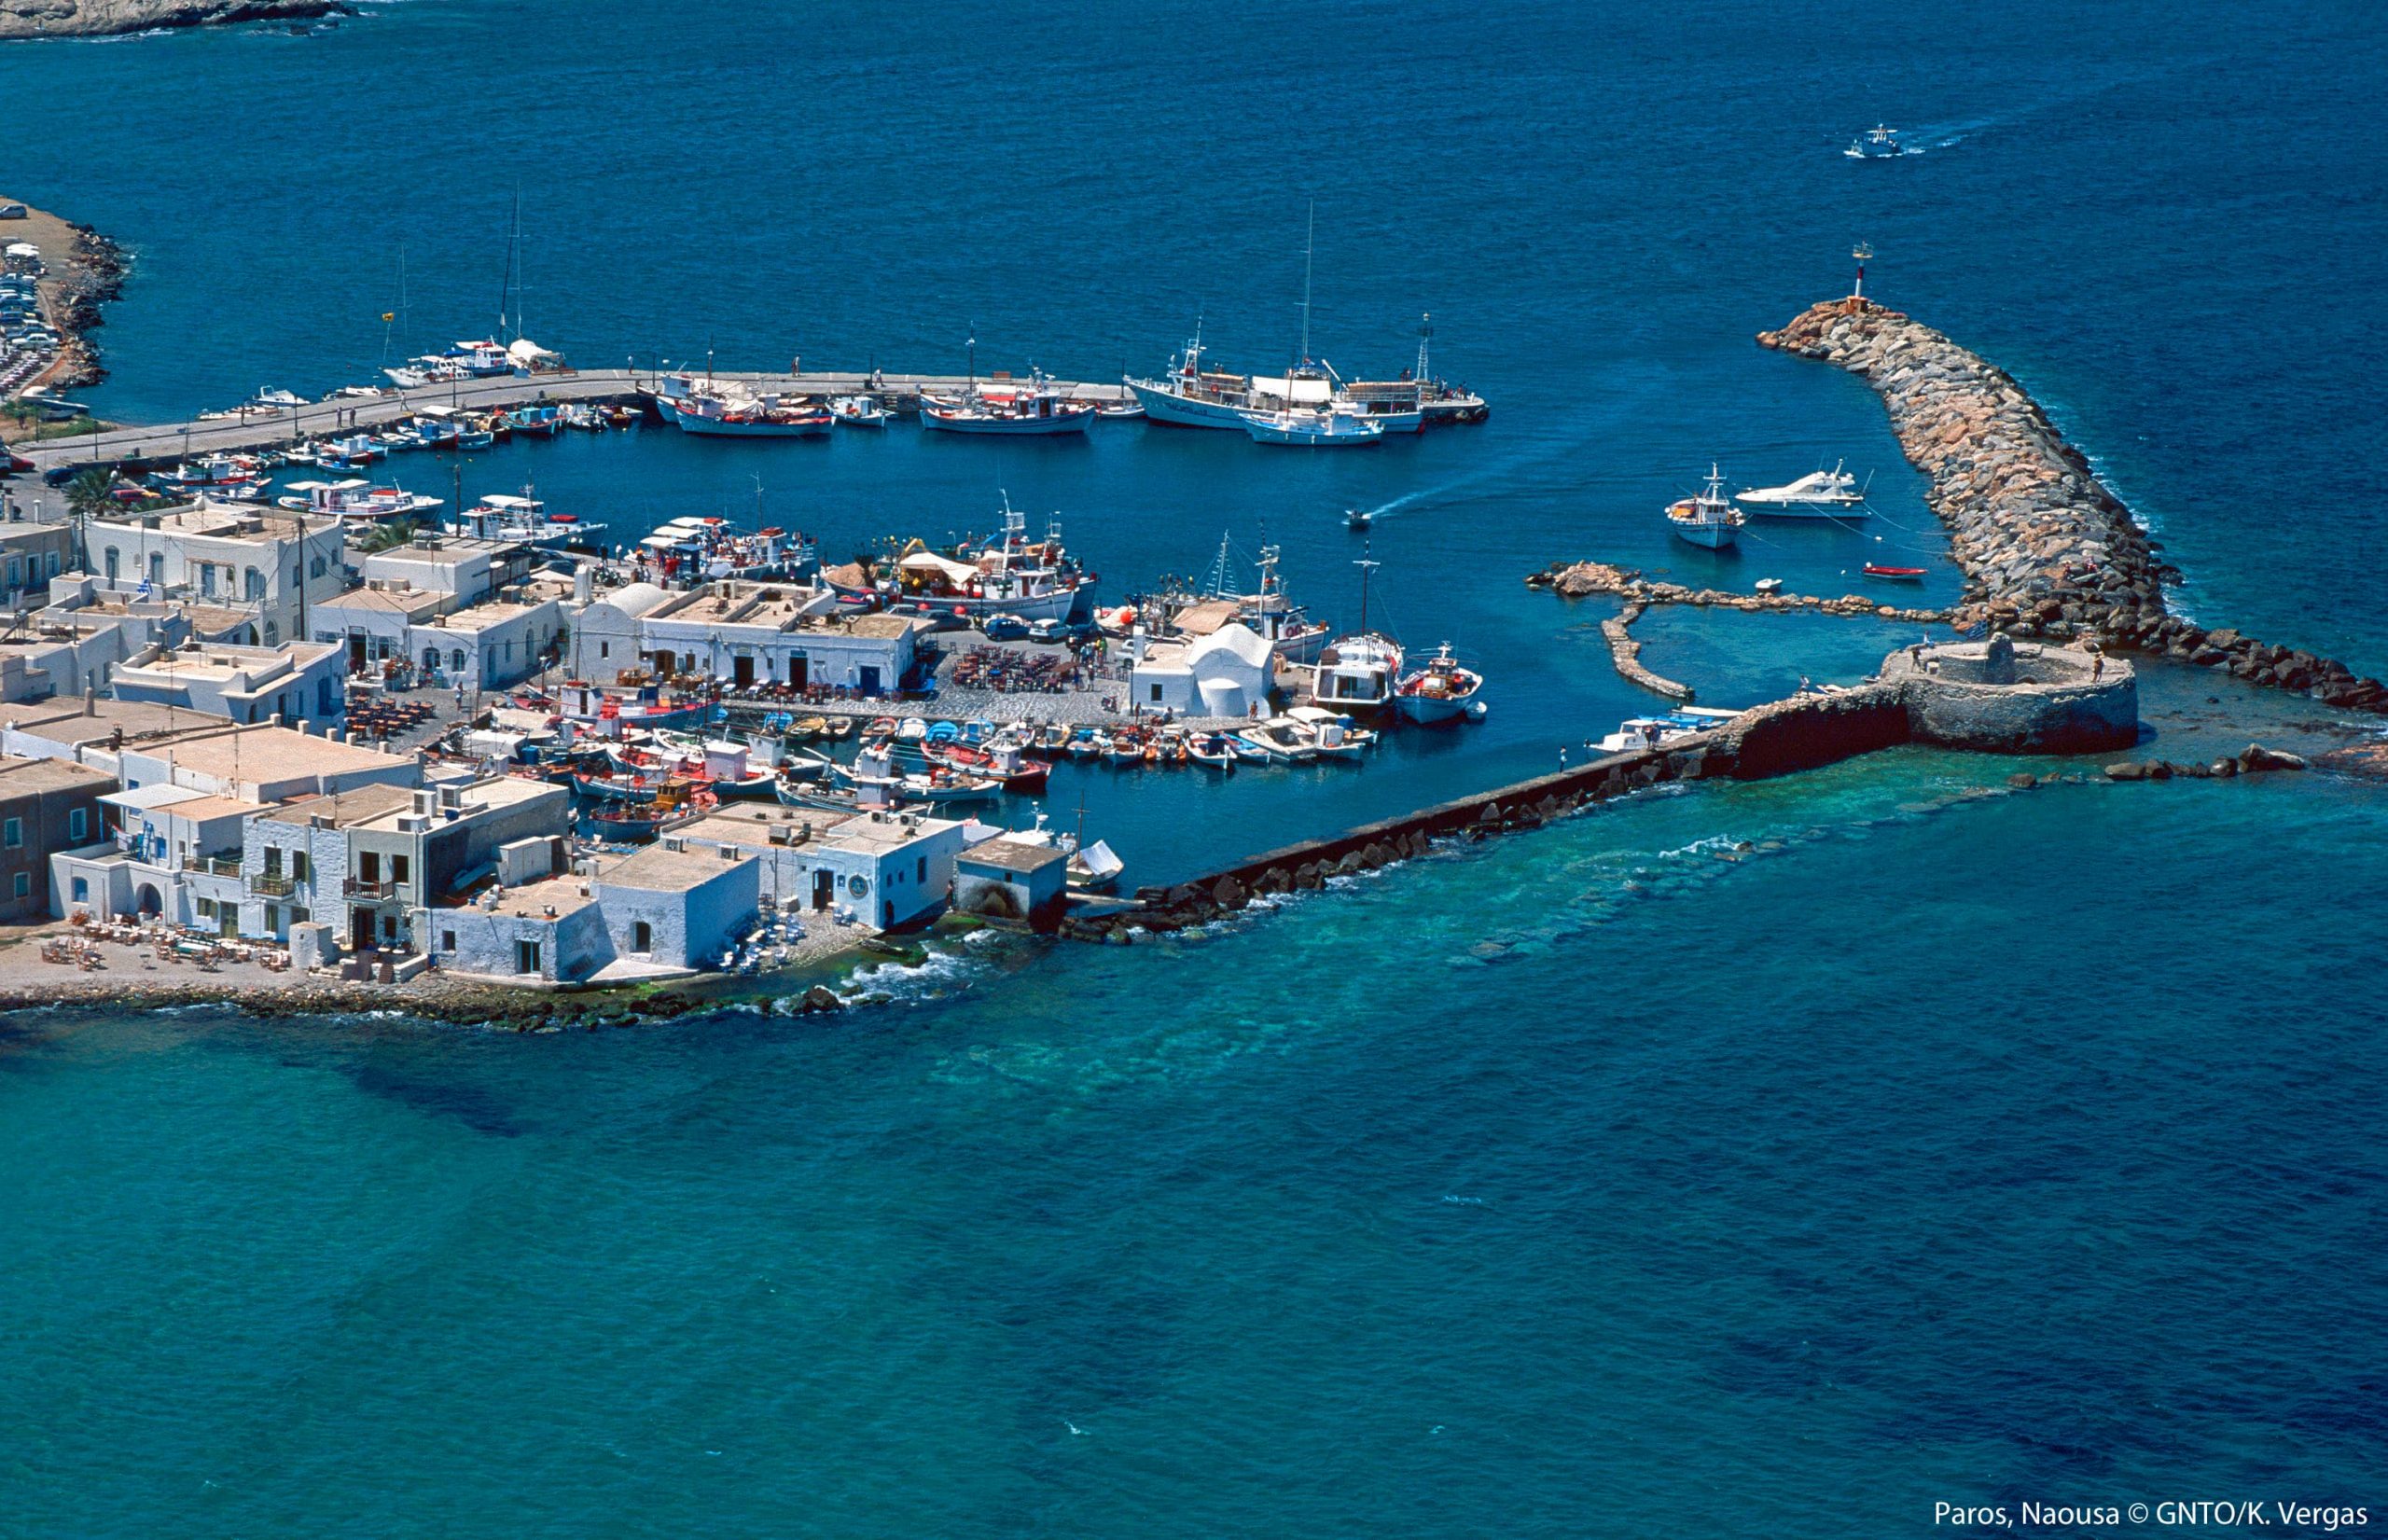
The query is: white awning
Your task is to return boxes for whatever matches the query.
[1250,374,1333,404]
[898,551,979,584]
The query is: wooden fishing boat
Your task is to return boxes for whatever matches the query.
[1862,563,1927,581]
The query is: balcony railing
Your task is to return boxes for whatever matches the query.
[204,855,243,878]
[343,877,399,901]
[251,873,297,897]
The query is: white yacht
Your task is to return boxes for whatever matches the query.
[1737,460,1870,518]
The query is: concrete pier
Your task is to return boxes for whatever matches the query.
[14,369,1133,473]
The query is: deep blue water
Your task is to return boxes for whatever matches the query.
[3,2,2385,1533]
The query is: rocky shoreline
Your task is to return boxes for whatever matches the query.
[0,0,344,41]
[0,199,130,395]
[1757,298,2387,714]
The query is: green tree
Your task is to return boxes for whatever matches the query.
[63,468,116,521]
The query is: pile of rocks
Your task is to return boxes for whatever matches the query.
[2102,744,2308,782]
[1757,298,2385,714]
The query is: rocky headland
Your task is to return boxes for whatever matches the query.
[0,0,342,39]
[0,199,129,394]
[1757,298,2386,714]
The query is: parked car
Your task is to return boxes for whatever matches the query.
[1026,617,1064,644]
[981,614,1030,642]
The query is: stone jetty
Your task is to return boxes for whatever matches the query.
[1524,559,1951,702]
[1758,298,2387,714]
[1062,637,2159,946]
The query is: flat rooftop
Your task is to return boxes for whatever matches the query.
[0,755,114,794]
[262,782,417,828]
[443,868,597,920]
[958,837,1067,876]
[136,725,414,784]
[596,842,751,893]
[6,697,229,744]
[674,806,858,853]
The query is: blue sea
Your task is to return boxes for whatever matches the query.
[4,3,2386,1533]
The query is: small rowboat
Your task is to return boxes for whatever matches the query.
[1862,563,1926,581]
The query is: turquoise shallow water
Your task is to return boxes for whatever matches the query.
[8,761,2386,1536]
[3,1,2386,1533]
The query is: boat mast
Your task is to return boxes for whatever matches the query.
[1298,200,1315,368]
[1354,547,1378,636]
[1416,312,1432,383]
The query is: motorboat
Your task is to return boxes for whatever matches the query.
[1187,731,1239,769]
[1393,643,1486,726]
[1666,464,1744,549]
[1236,716,1321,763]
[1284,704,1374,757]
[1344,506,1373,531]
[1241,407,1383,447]
[1737,460,1870,516]
[1846,124,1906,160]
[445,488,576,545]
[1862,563,1927,581]
[1094,397,1145,420]
[828,395,892,427]
[1595,706,1744,755]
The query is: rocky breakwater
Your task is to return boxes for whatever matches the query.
[0,0,342,39]
[1756,298,2386,715]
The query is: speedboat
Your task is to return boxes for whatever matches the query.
[1666,464,1744,549]
[1344,507,1373,531]
[1846,124,1905,160]
[1393,643,1485,727]
[1737,460,1870,517]
[1241,407,1383,447]
[828,395,892,428]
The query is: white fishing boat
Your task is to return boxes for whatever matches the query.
[1846,124,1906,160]
[1394,643,1487,726]
[1241,407,1384,447]
[827,395,892,428]
[1595,706,1744,755]
[1666,465,1744,549]
[650,368,831,437]
[1737,460,1870,517]
[1285,704,1375,756]
[1235,716,1321,763]
[275,479,441,522]
[445,489,576,546]
[919,374,1096,436]
[1310,554,1404,715]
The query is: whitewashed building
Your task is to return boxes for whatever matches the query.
[1129,620,1272,718]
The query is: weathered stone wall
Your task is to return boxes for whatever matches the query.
[1704,685,1911,780]
[1758,298,2386,714]
[1884,641,2138,755]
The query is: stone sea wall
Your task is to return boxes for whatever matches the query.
[1757,298,2387,714]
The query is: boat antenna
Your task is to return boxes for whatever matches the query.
[966,326,977,396]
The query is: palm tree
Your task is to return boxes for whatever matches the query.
[63,468,115,521]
